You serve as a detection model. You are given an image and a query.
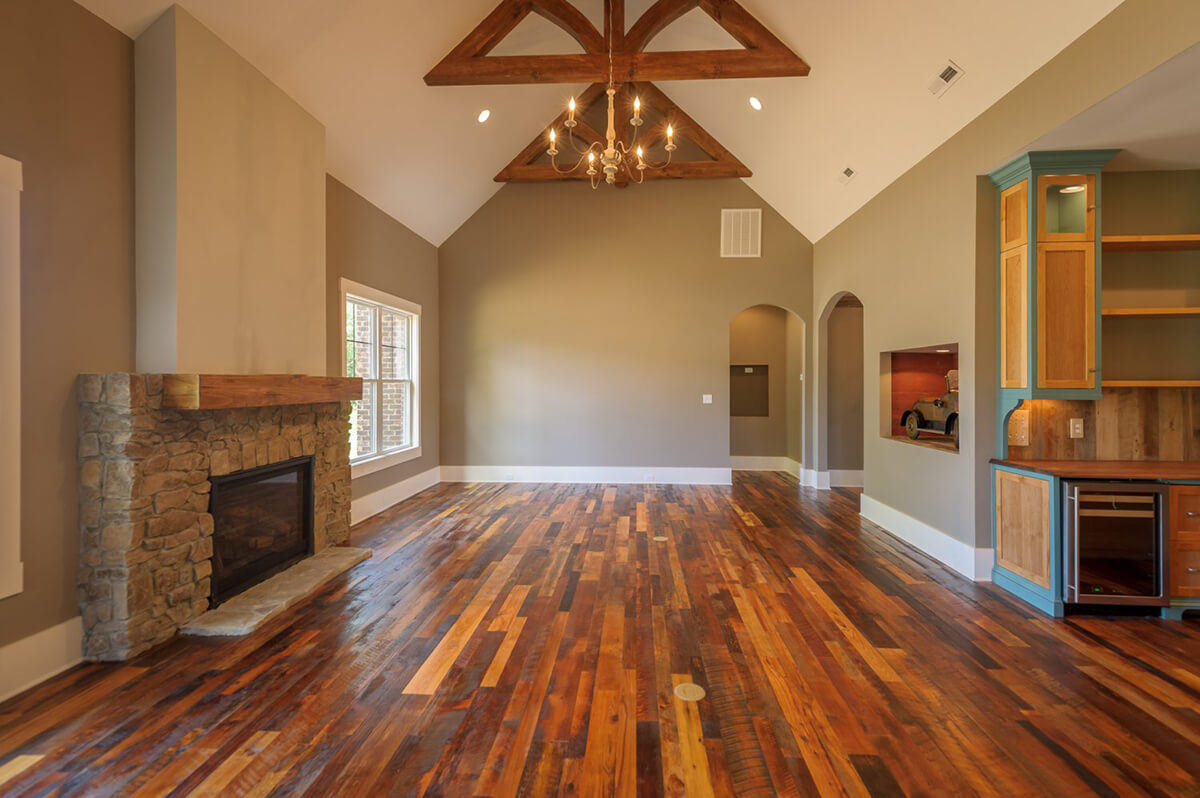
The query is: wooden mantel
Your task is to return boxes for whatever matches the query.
[162,374,363,410]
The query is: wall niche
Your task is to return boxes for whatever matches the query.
[880,344,960,453]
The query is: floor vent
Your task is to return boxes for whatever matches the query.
[928,60,964,97]
[721,208,762,258]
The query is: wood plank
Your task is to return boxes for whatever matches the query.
[425,49,809,85]
[993,458,1200,480]
[1102,234,1200,252]
[162,374,363,410]
[1101,306,1200,319]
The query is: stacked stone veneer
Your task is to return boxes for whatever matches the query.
[77,374,351,661]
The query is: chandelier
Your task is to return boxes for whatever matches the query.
[545,4,676,188]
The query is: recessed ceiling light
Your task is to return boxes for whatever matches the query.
[1059,184,1086,194]
[748,97,762,111]
[477,109,491,123]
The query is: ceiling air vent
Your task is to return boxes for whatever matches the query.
[928,60,964,97]
[721,209,762,258]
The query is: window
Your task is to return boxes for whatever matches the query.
[341,279,420,476]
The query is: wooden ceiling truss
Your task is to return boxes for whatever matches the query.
[425,0,809,85]
[427,0,807,183]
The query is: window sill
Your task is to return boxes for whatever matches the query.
[351,445,422,479]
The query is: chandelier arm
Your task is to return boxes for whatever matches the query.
[565,126,596,157]
[549,143,601,176]
[640,147,675,171]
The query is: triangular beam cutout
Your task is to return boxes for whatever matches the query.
[425,0,808,85]
[495,81,751,182]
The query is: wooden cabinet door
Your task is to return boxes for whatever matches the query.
[1000,246,1028,389]
[1000,181,1028,252]
[1170,486,1200,598]
[1037,243,1096,390]
[995,470,1051,588]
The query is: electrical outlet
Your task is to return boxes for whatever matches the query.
[1008,408,1030,446]
[702,394,713,405]
[1069,418,1084,439]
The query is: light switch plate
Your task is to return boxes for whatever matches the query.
[702,394,713,405]
[1069,418,1084,439]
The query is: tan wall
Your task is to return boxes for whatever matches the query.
[813,0,1200,546]
[826,303,864,471]
[439,180,814,469]
[729,306,791,458]
[136,7,326,375]
[785,312,805,464]
[326,176,440,494]
[0,0,134,646]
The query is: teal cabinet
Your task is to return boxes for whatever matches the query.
[989,150,1118,453]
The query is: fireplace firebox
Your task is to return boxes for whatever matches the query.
[209,456,315,605]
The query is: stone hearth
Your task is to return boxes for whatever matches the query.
[77,373,352,661]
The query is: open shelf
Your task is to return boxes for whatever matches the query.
[1101,234,1200,252]
[1101,307,1200,320]
[1102,379,1200,388]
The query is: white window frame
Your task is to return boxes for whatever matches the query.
[340,278,421,479]
[0,154,23,599]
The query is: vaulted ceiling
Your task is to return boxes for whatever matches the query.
[75,0,1122,245]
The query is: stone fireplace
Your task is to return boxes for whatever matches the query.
[77,373,354,661]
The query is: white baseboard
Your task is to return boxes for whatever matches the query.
[0,616,83,703]
[730,456,801,476]
[860,494,993,582]
[351,465,442,525]
[801,469,831,489]
[440,465,732,486]
[829,469,864,488]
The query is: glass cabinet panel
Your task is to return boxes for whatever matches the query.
[1037,174,1095,242]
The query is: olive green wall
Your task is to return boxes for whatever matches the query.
[814,0,1200,548]
[0,0,134,647]
[826,303,864,471]
[439,180,814,472]
[326,176,441,494]
[729,305,797,459]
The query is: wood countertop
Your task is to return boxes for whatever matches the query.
[991,459,1200,480]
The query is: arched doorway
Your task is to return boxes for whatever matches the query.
[816,292,864,489]
[728,305,805,477]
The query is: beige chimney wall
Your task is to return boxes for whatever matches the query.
[135,6,326,375]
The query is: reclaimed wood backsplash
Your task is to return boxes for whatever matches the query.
[1007,388,1200,461]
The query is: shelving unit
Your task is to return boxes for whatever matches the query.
[1102,234,1200,252]
[1101,222,1200,386]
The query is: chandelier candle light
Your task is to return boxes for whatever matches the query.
[546,2,676,187]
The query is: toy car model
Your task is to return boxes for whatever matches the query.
[901,369,959,448]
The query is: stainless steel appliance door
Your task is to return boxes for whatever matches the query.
[1064,482,1167,606]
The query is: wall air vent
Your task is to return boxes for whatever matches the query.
[838,166,856,185]
[721,208,762,258]
[928,60,964,97]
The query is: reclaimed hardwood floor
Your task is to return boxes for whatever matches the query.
[1,472,1199,796]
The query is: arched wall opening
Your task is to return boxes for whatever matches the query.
[728,305,805,476]
[816,292,865,489]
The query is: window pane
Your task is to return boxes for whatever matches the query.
[350,383,376,459]
[346,300,374,379]
[380,310,410,380]
[381,380,411,451]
